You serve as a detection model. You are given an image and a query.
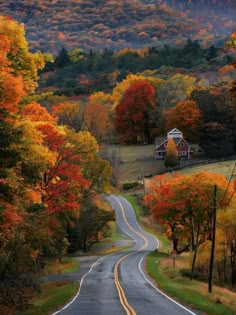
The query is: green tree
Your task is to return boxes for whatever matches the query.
[54,47,70,68]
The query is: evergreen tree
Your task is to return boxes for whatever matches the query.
[54,47,70,68]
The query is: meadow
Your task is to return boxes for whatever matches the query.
[109,144,236,184]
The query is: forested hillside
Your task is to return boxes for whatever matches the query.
[0,0,235,53]
[39,39,235,97]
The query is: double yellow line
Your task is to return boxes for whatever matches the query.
[113,196,148,315]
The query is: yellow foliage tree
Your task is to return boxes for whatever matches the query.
[165,137,178,169]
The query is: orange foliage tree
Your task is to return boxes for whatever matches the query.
[164,100,202,142]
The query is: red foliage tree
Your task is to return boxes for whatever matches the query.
[145,172,233,254]
[115,80,155,143]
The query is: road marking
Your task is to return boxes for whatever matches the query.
[114,254,136,315]
[138,256,197,315]
[112,195,151,315]
[51,194,140,315]
[51,256,104,314]
[115,195,197,315]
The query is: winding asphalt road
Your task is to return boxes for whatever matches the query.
[52,194,198,315]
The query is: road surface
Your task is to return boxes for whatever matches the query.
[52,194,198,315]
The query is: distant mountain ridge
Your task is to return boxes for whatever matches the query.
[1,0,235,53]
[142,0,235,15]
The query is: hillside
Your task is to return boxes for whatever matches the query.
[1,0,235,53]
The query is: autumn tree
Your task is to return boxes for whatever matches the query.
[0,17,49,310]
[195,199,236,287]
[112,73,163,107]
[0,16,45,93]
[115,80,156,143]
[52,101,85,132]
[164,100,202,142]
[191,86,236,156]
[164,137,178,169]
[145,172,233,262]
[69,198,115,252]
[85,92,114,142]
[158,74,197,109]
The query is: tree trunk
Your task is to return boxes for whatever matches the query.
[83,233,88,252]
[191,215,195,251]
[173,238,179,253]
[190,224,200,280]
[231,242,236,287]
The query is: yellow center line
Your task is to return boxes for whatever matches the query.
[113,196,149,315]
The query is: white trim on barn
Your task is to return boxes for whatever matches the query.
[167,128,183,139]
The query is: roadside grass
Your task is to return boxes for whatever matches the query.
[18,281,78,315]
[121,185,236,315]
[17,258,80,315]
[147,251,236,315]
[42,257,80,275]
[109,220,129,241]
[89,220,134,255]
[120,193,144,219]
[121,193,169,250]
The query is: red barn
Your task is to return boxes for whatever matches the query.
[154,128,191,160]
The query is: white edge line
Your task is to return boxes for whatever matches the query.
[108,195,138,245]
[51,195,137,315]
[118,195,160,248]
[138,255,197,315]
[118,195,197,315]
[51,256,104,315]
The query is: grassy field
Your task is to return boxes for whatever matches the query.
[180,159,236,179]
[102,144,164,182]
[102,144,236,183]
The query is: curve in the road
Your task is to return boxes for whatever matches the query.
[110,194,197,315]
[51,194,198,315]
[112,195,150,315]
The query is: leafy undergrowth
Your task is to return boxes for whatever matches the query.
[42,257,80,275]
[147,251,236,315]
[17,281,78,315]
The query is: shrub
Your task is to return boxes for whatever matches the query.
[122,181,139,190]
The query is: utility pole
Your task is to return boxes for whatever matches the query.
[208,184,217,293]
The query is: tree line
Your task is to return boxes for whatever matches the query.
[42,40,227,95]
[0,16,114,312]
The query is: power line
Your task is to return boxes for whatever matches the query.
[220,161,236,205]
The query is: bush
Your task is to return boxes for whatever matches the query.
[122,181,139,190]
